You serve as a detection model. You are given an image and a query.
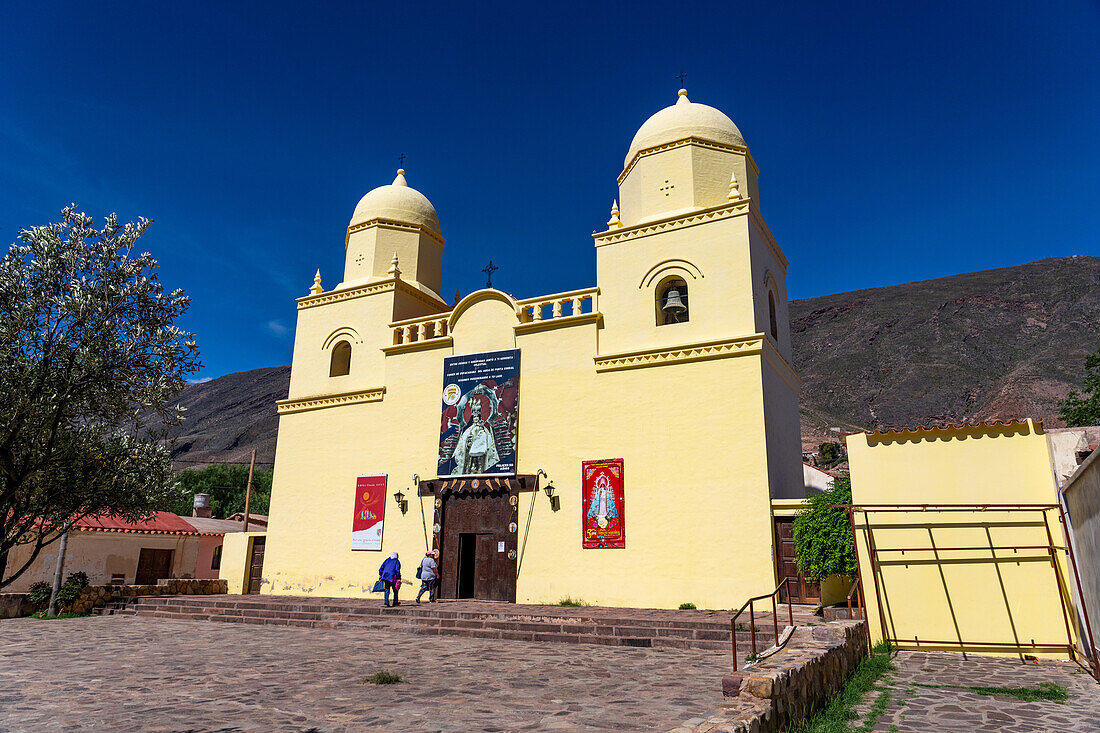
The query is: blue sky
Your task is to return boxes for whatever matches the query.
[2,2,1098,381]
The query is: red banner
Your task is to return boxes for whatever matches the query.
[351,474,387,551]
[582,459,625,549]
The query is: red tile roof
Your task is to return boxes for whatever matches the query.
[75,511,207,535]
[846,418,1042,441]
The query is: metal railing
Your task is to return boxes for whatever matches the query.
[846,575,865,621]
[730,578,794,671]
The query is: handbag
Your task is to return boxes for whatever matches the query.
[416,566,423,580]
[372,579,385,593]
[394,578,402,590]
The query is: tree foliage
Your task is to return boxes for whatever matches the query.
[164,463,272,518]
[1058,348,1100,426]
[791,476,857,580]
[817,441,846,468]
[0,206,200,589]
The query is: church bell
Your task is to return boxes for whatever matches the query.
[663,288,687,314]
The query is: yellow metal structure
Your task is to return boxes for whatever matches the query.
[847,420,1081,659]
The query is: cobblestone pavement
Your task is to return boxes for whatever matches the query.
[0,615,729,732]
[851,650,1100,732]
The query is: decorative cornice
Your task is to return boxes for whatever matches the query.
[514,312,602,335]
[297,278,447,312]
[276,387,385,415]
[382,336,453,356]
[594,335,764,373]
[344,217,445,248]
[619,137,750,183]
[298,280,394,310]
[593,200,750,247]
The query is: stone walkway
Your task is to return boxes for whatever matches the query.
[0,614,730,731]
[852,650,1100,732]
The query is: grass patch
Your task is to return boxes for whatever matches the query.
[781,641,895,733]
[361,671,402,685]
[679,602,697,610]
[912,681,1067,703]
[557,597,591,607]
[30,611,89,619]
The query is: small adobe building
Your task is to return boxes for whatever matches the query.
[259,89,806,609]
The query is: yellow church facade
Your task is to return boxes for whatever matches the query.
[258,89,807,610]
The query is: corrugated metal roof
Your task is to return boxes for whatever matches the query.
[181,516,251,534]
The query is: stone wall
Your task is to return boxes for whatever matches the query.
[68,578,227,615]
[0,593,33,619]
[674,620,869,733]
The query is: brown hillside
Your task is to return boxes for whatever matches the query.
[791,256,1100,447]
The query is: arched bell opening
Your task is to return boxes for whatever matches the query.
[329,340,352,377]
[655,276,689,326]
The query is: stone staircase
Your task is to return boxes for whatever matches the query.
[108,595,819,653]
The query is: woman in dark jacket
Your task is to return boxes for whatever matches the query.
[379,552,401,607]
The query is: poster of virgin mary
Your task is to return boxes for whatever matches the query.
[438,349,520,477]
[582,458,625,548]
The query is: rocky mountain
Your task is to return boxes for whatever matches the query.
[165,257,1100,466]
[166,366,289,469]
[792,256,1100,446]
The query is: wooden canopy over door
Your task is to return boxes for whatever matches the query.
[774,517,820,604]
[420,476,537,602]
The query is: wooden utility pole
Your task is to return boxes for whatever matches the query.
[242,450,256,532]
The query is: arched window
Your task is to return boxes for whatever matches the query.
[329,340,352,377]
[768,290,778,341]
[655,277,689,326]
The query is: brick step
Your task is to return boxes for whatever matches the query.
[131,595,813,630]
[128,601,778,651]
[129,601,771,637]
[134,608,757,651]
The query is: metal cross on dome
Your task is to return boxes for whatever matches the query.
[677,71,687,87]
[482,260,499,288]
[397,153,406,168]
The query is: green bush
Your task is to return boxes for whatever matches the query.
[557,597,591,607]
[678,602,697,610]
[26,581,51,610]
[55,571,90,611]
[792,477,857,580]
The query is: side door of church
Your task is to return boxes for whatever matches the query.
[774,518,820,604]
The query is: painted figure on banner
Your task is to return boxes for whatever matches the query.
[451,390,500,475]
[582,459,625,549]
[586,473,619,529]
[438,349,520,476]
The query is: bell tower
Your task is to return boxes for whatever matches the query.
[593,88,802,498]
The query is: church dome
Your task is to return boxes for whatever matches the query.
[624,89,745,168]
[350,169,441,237]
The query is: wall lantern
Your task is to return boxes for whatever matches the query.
[543,481,560,512]
[393,489,408,515]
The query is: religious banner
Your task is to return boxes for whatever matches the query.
[582,459,625,549]
[438,349,520,477]
[351,474,387,550]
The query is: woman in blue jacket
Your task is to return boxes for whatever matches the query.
[379,552,401,607]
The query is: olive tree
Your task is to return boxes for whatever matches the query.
[0,206,200,589]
